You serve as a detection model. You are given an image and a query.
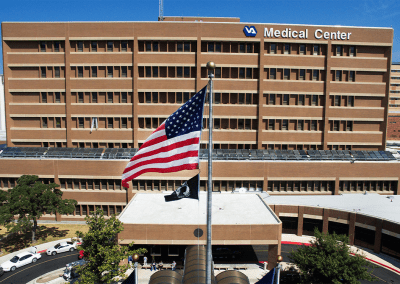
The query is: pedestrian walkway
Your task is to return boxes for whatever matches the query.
[4,233,400,283]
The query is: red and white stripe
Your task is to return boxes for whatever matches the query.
[122,123,201,188]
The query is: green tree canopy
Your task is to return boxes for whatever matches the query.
[0,175,77,243]
[75,209,147,284]
[289,228,376,284]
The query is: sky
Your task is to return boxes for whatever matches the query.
[1,0,400,72]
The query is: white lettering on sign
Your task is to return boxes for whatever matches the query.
[265,28,308,39]
[265,27,351,40]
[314,29,351,40]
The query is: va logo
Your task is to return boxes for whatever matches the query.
[243,26,257,37]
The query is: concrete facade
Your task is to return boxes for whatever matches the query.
[0,74,5,143]
[388,62,400,140]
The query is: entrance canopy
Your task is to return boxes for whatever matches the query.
[118,192,281,246]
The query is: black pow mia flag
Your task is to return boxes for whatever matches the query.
[164,175,199,202]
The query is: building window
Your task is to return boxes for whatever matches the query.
[336,45,342,56]
[78,118,84,128]
[92,92,97,103]
[282,120,288,130]
[91,41,97,52]
[270,68,276,79]
[108,118,113,128]
[269,94,275,105]
[184,42,191,52]
[246,68,252,79]
[346,121,353,131]
[184,67,190,78]
[108,92,113,103]
[284,43,290,54]
[41,67,46,78]
[54,67,60,78]
[121,41,128,52]
[107,41,113,52]
[333,120,340,131]
[349,71,355,82]
[349,46,355,57]
[298,95,304,105]
[41,92,47,103]
[122,118,127,128]
[78,67,83,78]
[311,120,317,131]
[55,92,60,103]
[299,44,305,55]
[313,45,319,55]
[283,94,289,105]
[92,66,97,77]
[336,70,342,81]
[177,42,183,52]
[107,66,113,77]
[299,69,305,80]
[78,92,84,103]
[239,43,245,53]
[268,119,275,130]
[121,66,127,77]
[215,68,221,78]
[77,41,83,52]
[334,95,341,106]
[153,42,159,52]
[284,69,290,80]
[270,43,276,54]
[348,96,354,107]
[56,117,61,128]
[246,93,252,104]
[40,41,46,52]
[42,117,48,128]
[153,66,158,77]
[238,93,245,104]
[312,70,319,81]
[298,120,304,130]
[214,93,221,104]
[239,68,245,79]
[54,41,60,52]
[121,92,127,103]
[177,67,183,78]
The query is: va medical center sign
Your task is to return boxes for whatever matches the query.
[264,27,352,40]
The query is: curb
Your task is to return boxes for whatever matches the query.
[282,241,400,275]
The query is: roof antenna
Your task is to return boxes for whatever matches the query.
[159,0,164,21]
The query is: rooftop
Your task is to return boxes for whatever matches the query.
[119,192,279,225]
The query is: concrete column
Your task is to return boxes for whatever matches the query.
[297,206,304,236]
[322,208,329,233]
[334,178,340,195]
[56,212,62,222]
[126,186,134,203]
[257,37,265,149]
[349,213,356,245]
[374,219,383,253]
[267,244,278,270]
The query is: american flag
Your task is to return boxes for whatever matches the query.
[122,86,207,188]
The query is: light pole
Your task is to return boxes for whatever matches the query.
[276,255,283,284]
[133,253,139,284]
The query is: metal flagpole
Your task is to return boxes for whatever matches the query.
[206,61,215,284]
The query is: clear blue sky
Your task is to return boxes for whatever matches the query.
[1,0,400,72]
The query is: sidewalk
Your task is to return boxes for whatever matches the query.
[5,233,400,284]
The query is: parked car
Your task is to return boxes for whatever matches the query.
[46,241,77,256]
[0,266,3,276]
[63,259,86,281]
[0,252,42,272]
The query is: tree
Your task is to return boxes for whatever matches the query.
[289,228,376,284]
[75,209,147,284]
[0,175,77,243]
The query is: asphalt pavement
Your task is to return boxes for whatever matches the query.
[0,251,79,284]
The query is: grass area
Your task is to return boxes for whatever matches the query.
[0,224,89,256]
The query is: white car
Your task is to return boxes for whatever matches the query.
[1,252,42,272]
[47,241,77,256]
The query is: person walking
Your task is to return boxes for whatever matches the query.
[128,255,133,268]
[144,255,148,266]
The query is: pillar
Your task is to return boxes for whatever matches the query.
[297,206,304,236]
[348,213,356,245]
[374,219,383,253]
[267,244,278,270]
[322,208,329,233]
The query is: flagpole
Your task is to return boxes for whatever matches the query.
[206,61,215,284]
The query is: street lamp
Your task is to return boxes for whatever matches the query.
[276,255,283,284]
[133,254,139,284]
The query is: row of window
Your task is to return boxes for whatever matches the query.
[41,117,66,128]
[339,180,397,192]
[131,179,263,192]
[264,119,321,131]
[264,144,324,150]
[331,121,353,131]
[72,92,132,104]
[138,66,196,78]
[73,204,124,217]
[73,117,132,129]
[0,177,54,189]
[40,92,65,103]
[40,66,64,78]
[266,94,322,106]
[266,68,323,81]
[60,178,123,190]
[265,42,324,56]
[202,41,259,53]
[202,67,259,79]
[331,95,355,107]
[333,70,356,82]
[139,41,196,53]
[71,40,131,52]
[267,180,335,192]
[71,142,133,149]
[39,41,63,52]
[72,66,132,78]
